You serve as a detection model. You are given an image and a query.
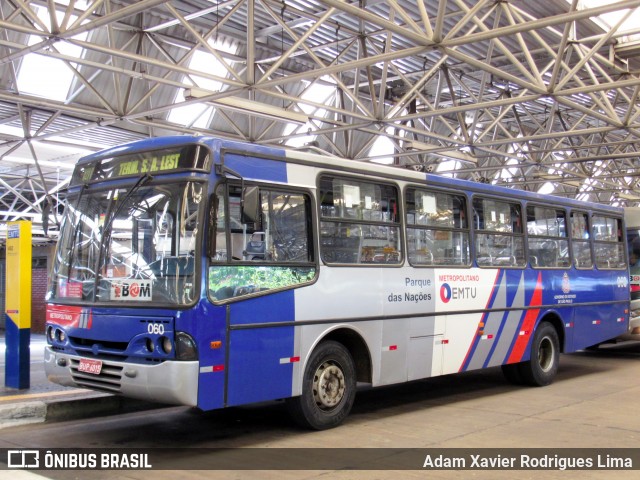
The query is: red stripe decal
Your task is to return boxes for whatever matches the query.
[507,272,543,364]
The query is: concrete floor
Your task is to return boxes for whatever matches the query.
[2,340,640,480]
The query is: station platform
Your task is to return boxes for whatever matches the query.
[0,333,157,428]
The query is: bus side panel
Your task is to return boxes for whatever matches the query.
[293,266,443,390]
[226,291,296,406]
[551,270,628,351]
[572,304,628,350]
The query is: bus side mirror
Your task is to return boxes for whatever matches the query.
[242,186,260,224]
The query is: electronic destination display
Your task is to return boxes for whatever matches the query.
[71,144,210,185]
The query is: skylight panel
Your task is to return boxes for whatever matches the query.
[168,104,213,130]
[369,136,395,165]
[169,42,237,128]
[568,1,640,42]
[16,4,88,102]
[538,182,556,195]
[284,77,335,148]
[436,160,461,175]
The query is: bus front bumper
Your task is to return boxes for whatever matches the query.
[44,347,199,407]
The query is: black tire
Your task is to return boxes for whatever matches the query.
[501,362,525,385]
[518,321,560,386]
[286,341,356,430]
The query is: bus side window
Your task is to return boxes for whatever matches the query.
[319,175,402,265]
[209,185,316,301]
[527,206,569,268]
[473,197,525,268]
[571,212,592,269]
[406,188,470,267]
[258,191,312,263]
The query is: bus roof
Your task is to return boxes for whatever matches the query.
[76,135,622,215]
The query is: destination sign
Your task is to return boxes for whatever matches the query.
[71,144,210,185]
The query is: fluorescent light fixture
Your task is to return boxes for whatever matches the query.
[184,88,308,125]
[405,140,436,151]
[535,174,563,180]
[619,192,640,200]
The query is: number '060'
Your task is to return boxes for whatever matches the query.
[147,323,165,335]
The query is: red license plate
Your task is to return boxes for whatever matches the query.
[78,358,102,375]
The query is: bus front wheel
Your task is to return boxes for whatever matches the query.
[286,340,356,430]
[519,321,560,386]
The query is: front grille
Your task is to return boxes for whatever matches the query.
[70,336,129,351]
[70,358,123,393]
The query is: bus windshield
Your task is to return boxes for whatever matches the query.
[48,181,204,306]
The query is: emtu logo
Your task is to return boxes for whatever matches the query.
[440,283,452,303]
[439,282,477,303]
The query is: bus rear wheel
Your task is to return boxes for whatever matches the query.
[286,340,356,430]
[519,321,560,386]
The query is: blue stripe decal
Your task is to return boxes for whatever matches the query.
[483,310,509,369]
[486,272,527,367]
[223,152,288,183]
[461,269,503,371]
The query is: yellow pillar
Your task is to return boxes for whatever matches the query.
[5,221,32,389]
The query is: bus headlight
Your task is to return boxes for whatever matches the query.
[47,326,55,343]
[56,329,67,343]
[175,332,198,361]
[161,336,173,354]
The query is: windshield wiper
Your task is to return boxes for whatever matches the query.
[93,174,153,300]
[101,174,153,237]
[65,183,88,285]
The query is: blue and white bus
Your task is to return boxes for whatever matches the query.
[45,136,630,429]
